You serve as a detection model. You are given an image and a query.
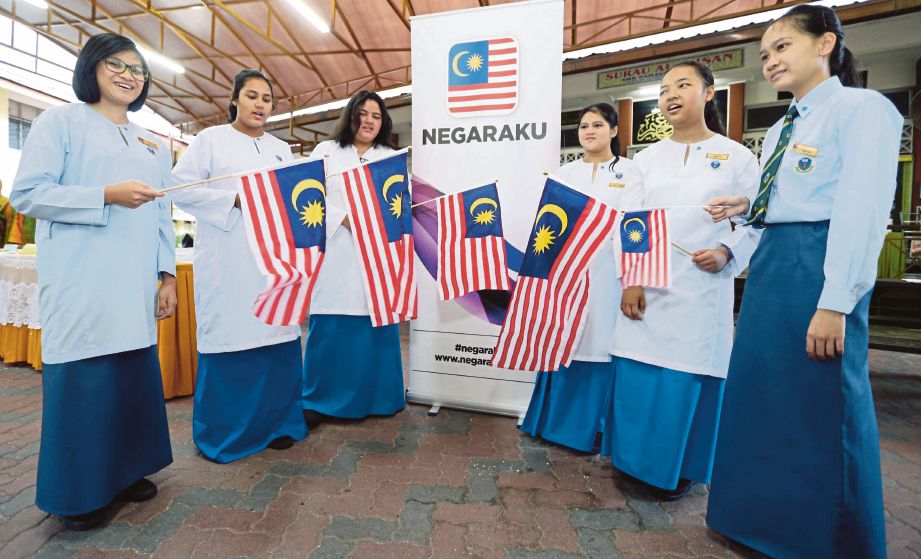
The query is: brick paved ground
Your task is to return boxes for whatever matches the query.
[0,348,917,558]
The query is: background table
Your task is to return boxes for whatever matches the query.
[0,253,199,399]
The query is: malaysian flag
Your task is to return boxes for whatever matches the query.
[340,150,417,326]
[620,209,670,288]
[447,37,518,116]
[491,178,618,372]
[237,159,326,326]
[437,182,511,300]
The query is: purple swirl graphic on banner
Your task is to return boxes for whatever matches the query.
[411,175,520,326]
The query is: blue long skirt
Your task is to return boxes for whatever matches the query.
[707,221,885,559]
[193,339,306,463]
[36,346,172,516]
[302,315,405,418]
[521,360,614,452]
[601,357,724,490]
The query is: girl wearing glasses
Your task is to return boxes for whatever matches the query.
[12,33,176,531]
[706,6,902,557]
[170,70,307,463]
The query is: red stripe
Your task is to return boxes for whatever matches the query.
[356,166,398,322]
[438,197,450,299]
[267,171,302,324]
[240,176,280,318]
[253,173,289,323]
[489,58,517,67]
[449,103,516,113]
[344,170,387,324]
[447,80,517,92]
[488,47,517,56]
[363,166,400,304]
[448,92,517,102]
[489,38,514,45]
[488,69,516,78]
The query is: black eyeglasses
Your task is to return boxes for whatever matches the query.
[103,57,149,81]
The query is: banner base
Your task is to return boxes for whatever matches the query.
[406,391,525,418]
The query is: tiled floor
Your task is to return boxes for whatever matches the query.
[0,348,918,558]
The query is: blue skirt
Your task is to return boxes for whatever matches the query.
[36,346,172,516]
[601,356,724,490]
[302,315,405,418]
[193,339,307,463]
[521,360,614,452]
[707,222,885,559]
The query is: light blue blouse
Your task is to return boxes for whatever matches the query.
[761,77,903,314]
[11,103,176,364]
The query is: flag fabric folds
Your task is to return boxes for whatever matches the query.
[237,158,327,326]
[620,209,670,288]
[436,182,511,300]
[340,150,417,327]
[491,178,618,372]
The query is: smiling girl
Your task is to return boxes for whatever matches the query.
[170,69,307,464]
[706,6,902,557]
[602,62,761,501]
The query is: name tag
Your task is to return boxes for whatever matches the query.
[608,182,625,189]
[706,153,729,160]
[792,143,818,157]
[137,136,159,150]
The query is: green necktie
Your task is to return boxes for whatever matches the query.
[746,105,799,227]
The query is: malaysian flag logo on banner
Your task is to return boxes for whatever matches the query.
[620,209,670,288]
[437,182,511,300]
[341,150,417,326]
[491,178,618,372]
[447,37,518,116]
[238,159,326,326]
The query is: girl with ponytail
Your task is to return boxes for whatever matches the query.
[706,5,901,558]
[601,62,761,500]
[520,103,637,452]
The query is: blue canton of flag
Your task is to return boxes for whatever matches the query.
[366,152,410,243]
[518,179,588,279]
[620,211,651,254]
[462,183,503,239]
[448,40,490,87]
[273,159,327,251]
[620,209,670,288]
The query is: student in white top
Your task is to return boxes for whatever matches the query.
[706,6,901,557]
[170,70,307,463]
[302,90,406,421]
[601,61,760,500]
[521,103,637,452]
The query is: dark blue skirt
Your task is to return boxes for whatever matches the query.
[707,221,886,559]
[302,315,405,418]
[521,360,614,452]
[36,346,172,516]
[601,357,724,490]
[193,339,307,463]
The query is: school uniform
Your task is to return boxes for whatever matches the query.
[301,140,405,418]
[602,134,760,489]
[707,76,902,559]
[170,124,306,463]
[12,103,174,515]
[521,156,636,452]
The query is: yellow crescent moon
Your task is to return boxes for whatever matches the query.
[382,174,405,201]
[623,217,647,232]
[290,179,325,209]
[469,197,497,216]
[452,51,469,77]
[536,204,568,235]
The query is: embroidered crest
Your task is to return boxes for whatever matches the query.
[710,161,721,169]
[795,156,815,174]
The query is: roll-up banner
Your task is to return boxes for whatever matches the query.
[410,0,564,416]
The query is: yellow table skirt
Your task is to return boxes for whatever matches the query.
[0,263,198,400]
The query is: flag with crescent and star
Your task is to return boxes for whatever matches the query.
[436,182,511,300]
[237,158,327,327]
[341,150,417,327]
[620,209,670,288]
[447,37,518,116]
[491,178,618,372]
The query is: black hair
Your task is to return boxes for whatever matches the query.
[72,33,150,112]
[332,90,394,149]
[774,4,863,88]
[665,61,726,136]
[577,103,621,170]
[228,69,275,123]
